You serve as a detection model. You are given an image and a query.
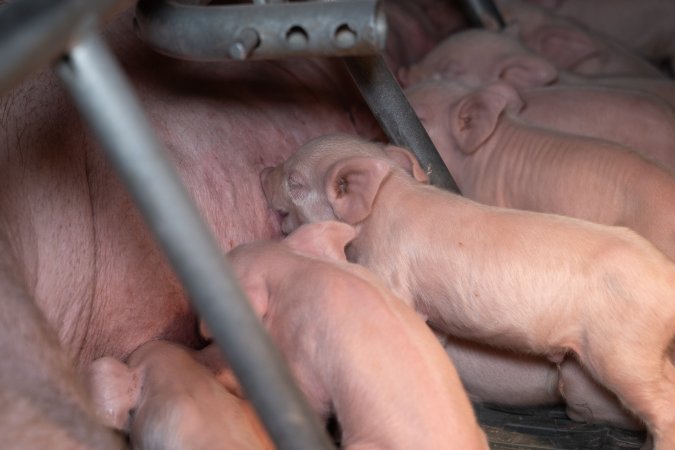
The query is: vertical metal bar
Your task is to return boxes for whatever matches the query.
[457,0,506,29]
[56,31,334,450]
[344,55,461,193]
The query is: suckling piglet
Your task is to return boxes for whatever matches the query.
[261,133,675,449]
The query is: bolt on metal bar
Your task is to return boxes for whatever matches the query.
[344,55,461,193]
[56,31,334,450]
[134,0,386,61]
[457,0,506,30]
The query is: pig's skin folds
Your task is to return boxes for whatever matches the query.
[260,134,675,447]
[0,2,465,448]
[0,11,362,368]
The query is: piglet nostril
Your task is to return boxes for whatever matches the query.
[276,209,289,221]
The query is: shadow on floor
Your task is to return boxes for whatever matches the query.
[474,403,646,449]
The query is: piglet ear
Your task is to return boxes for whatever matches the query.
[384,145,429,183]
[284,221,356,261]
[500,55,558,88]
[325,157,390,224]
[451,83,513,154]
[85,357,141,432]
[529,25,599,70]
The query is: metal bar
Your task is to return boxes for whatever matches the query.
[0,0,122,95]
[344,55,461,193]
[457,0,506,30]
[134,0,386,61]
[56,31,334,450]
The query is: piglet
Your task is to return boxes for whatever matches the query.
[399,28,675,169]
[406,79,675,263]
[86,340,273,450]
[519,0,675,72]
[494,0,667,77]
[261,133,675,449]
[221,220,488,450]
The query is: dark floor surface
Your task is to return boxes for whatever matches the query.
[474,403,646,449]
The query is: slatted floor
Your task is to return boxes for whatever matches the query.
[474,403,646,449]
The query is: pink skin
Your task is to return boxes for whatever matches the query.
[400,14,662,85]
[86,340,273,450]
[438,334,563,406]
[0,3,458,447]
[400,28,672,104]
[438,334,643,430]
[222,221,488,450]
[406,80,675,264]
[261,132,642,431]
[261,134,675,447]
[518,83,675,169]
[400,28,675,170]
[523,0,675,70]
[494,0,667,78]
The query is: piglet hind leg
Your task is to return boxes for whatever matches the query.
[579,328,675,450]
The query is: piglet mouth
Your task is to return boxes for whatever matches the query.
[271,208,291,235]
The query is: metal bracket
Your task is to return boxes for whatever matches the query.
[134,0,387,61]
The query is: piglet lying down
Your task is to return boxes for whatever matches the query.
[261,134,675,449]
[87,221,488,450]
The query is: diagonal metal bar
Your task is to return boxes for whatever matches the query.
[56,30,334,450]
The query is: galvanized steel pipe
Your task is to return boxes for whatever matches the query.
[134,0,386,61]
[57,31,334,450]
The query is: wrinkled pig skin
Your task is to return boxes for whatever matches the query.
[406,80,675,263]
[221,221,488,450]
[400,28,675,170]
[438,334,562,406]
[261,132,641,432]
[399,27,669,95]
[519,84,675,169]
[493,0,667,78]
[261,134,675,448]
[0,2,462,447]
[557,358,643,431]
[401,26,675,113]
[522,0,675,71]
[438,334,644,430]
[86,340,273,450]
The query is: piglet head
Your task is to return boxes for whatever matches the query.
[399,28,557,89]
[408,80,524,157]
[261,134,422,233]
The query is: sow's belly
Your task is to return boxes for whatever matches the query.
[2,8,377,369]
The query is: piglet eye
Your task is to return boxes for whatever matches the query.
[288,174,303,190]
[287,172,307,200]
